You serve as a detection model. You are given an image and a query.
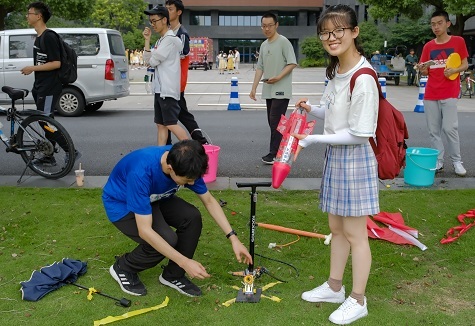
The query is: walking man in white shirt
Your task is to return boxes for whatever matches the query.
[143,5,188,145]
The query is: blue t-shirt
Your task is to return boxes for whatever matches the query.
[102,146,208,222]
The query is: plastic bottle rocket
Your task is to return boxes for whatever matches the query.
[272,108,315,189]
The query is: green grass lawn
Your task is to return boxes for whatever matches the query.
[0,187,474,325]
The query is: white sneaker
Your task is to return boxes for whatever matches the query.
[329,296,368,325]
[453,161,466,176]
[301,281,345,303]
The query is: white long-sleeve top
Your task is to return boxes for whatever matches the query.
[143,29,182,100]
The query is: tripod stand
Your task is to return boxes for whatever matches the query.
[234,181,271,303]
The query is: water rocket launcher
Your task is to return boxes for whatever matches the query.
[272,108,315,189]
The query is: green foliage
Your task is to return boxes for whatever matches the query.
[386,16,433,52]
[1,0,95,30]
[42,0,96,22]
[358,21,385,56]
[123,29,159,51]
[299,57,326,68]
[299,36,327,67]
[4,12,28,30]
[358,0,475,35]
[0,188,474,325]
[90,0,147,33]
[300,36,325,60]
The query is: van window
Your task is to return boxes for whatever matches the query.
[107,34,126,56]
[60,34,100,56]
[9,35,35,59]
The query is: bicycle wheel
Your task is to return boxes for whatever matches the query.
[17,114,75,179]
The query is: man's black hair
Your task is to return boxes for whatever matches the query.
[261,11,278,23]
[431,10,450,22]
[167,140,208,180]
[28,1,52,23]
[165,0,184,24]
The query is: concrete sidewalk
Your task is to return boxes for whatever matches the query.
[1,175,474,191]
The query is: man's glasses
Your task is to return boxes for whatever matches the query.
[26,12,39,16]
[149,17,165,25]
[261,23,276,30]
[318,27,352,41]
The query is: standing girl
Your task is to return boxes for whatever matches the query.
[227,50,235,74]
[218,51,227,74]
[293,5,379,325]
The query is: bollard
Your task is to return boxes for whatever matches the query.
[378,77,387,98]
[227,77,241,110]
[414,77,427,113]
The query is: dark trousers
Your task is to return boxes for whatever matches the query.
[32,89,69,152]
[407,67,416,85]
[112,196,202,278]
[266,98,290,156]
[167,92,207,145]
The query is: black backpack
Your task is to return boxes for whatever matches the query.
[40,29,78,85]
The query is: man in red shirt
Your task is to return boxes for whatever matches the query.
[419,10,469,176]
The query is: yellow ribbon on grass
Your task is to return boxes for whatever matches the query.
[93,296,169,325]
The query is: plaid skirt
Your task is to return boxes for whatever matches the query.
[319,143,379,217]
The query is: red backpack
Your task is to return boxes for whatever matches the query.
[350,67,409,180]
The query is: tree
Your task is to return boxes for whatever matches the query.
[1,0,94,30]
[90,0,147,33]
[386,16,433,55]
[358,21,385,56]
[300,36,326,67]
[122,29,159,52]
[359,0,475,36]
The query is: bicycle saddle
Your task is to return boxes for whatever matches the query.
[1,86,29,101]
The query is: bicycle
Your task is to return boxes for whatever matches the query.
[460,71,475,98]
[0,86,76,183]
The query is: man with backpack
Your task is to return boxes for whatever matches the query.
[21,1,80,164]
[21,2,61,116]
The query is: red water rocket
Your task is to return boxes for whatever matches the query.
[272,108,315,188]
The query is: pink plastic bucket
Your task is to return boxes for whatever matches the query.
[203,144,220,183]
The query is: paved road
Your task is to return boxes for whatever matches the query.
[1,64,474,183]
[1,109,475,180]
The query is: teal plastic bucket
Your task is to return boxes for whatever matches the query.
[404,147,439,186]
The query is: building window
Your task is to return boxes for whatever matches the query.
[219,13,262,26]
[190,12,211,26]
[218,12,297,26]
[278,13,297,26]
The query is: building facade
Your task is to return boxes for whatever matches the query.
[146,0,475,62]
[146,0,323,63]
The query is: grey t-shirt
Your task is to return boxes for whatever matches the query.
[257,34,297,99]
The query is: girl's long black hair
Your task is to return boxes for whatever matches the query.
[317,5,365,80]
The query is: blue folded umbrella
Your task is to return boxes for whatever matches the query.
[20,258,87,301]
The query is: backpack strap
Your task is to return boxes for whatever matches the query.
[349,67,384,99]
[39,29,60,54]
[349,67,382,155]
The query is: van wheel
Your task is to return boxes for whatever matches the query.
[56,88,85,117]
[85,101,104,112]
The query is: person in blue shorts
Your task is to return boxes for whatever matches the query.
[102,140,252,297]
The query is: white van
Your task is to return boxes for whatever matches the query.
[0,28,129,116]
